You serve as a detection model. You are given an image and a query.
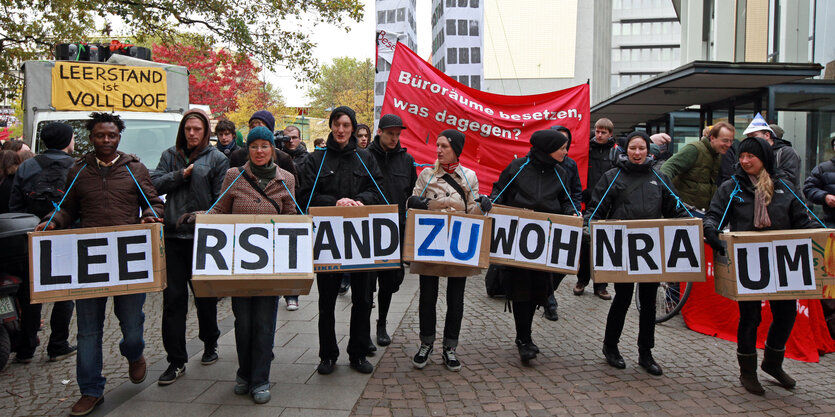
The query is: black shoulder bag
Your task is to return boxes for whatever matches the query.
[441,173,471,214]
[238,167,282,214]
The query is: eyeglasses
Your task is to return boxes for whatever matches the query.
[249,144,272,151]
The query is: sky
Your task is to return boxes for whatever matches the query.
[267,0,432,107]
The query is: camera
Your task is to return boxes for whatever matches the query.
[274,132,291,149]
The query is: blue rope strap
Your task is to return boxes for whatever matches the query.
[125,164,160,218]
[304,149,328,213]
[417,172,436,198]
[718,176,745,228]
[281,180,305,215]
[457,166,478,203]
[553,167,581,216]
[490,157,530,202]
[587,169,622,232]
[206,169,246,213]
[414,162,433,167]
[45,163,87,230]
[779,178,826,228]
[355,152,390,205]
[651,170,693,218]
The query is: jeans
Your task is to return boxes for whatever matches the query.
[512,301,537,344]
[373,267,405,322]
[576,239,608,291]
[603,282,658,351]
[76,294,145,397]
[232,296,279,392]
[162,238,220,365]
[737,300,797,354]
[317,272,372,360]
[418,275,466,348]
[10,262,74,358]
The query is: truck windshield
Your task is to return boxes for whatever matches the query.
[35,119,181,169]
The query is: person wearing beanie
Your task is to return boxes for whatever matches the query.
[585,131,689,377]
[803,133,835,226]
[228,111,298,183]
[744,114,801,189]
[151,107,229,386]
[8,121,78,368]
[704,136,819,395]
[249,110,276,133]
[195,124,297,404]
[296,105,386,376]
[406,129,491,372]
[490,129,575,363]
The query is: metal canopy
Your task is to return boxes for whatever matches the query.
[591,61,823,135]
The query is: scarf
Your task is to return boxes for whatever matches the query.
[748,174,772,228]
[442,162,459,174]
[250,161,276,190]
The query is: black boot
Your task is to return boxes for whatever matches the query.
[516,340,537,363]
[543,295,558,321]
[737,352,765,395]
[638,349,662,376]
[761,345,796,389]
[602,345,625,369]
[376,320,391,346]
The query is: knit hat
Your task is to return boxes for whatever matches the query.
[439,129,466,157]
[769,124,784,140]
[378,114,407,130]
[329,106,358,133]
[743,113,774,137]
[625,131,651,149]
[550,125,572,151]
[249,110,276,133]
[530,129,568,153]
[41,122,74,150]
[738,136,775,174]
[246,126,275,148]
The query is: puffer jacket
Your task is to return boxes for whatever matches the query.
[151,109,229,239]
[772,138,801,190]
[804,156,835,223]
[207,162,297,215]
[491,149,576,215]
[410,162,482,277]
[705,166,817,234]
[585,155,688,221]
[368,136,417,227]
[583,137,616,203]
[660,136,722,210]
[49,151,164,229]
[296,133,385,209]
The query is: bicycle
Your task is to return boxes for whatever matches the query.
[635,281,694,323]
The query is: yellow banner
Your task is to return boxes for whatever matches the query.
[51,62,168,112]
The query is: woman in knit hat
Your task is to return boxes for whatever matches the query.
[585,131,688,376]
[406,129,492,371]
[490,129,576,362]
[704,136,819,395]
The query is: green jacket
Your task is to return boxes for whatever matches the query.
[659,136,721,210]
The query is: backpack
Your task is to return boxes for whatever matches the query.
[25,155,74,218]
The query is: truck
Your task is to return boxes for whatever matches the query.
[21,54,190,167]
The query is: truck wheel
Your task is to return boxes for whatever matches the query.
[0,324,10,371]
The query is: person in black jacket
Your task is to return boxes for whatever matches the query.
[704,137,819,395]
[577,118,616,299]
[296,106,385,375]
[367,114,416,347]
[586,131,688,376]
[492,129,575,363]
[804,134,835,226]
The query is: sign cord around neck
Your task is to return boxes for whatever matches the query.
[125,164,160,218]
[304,149,328,214]
[44,162,87,230]
[587,169,622,232]
[491,157,530,203]
[354,152,390,205]
[553,166,581,216]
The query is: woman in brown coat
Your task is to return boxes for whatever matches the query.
[407,129,491,371]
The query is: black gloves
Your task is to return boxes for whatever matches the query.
[407,195,430,210]
[476,195,492,213]
[704,228,725,256]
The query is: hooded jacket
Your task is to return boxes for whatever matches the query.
[585,154,688,222]
[584,137,617,203]
[804,156,835,223]
[491,149,576,215]
[368,135,417,227]
[151,109,229,238]
[705,166,817,234]
[296,133,385,209]
[49,151,164,229]
[771,138,801,190]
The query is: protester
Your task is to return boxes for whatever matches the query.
[229,111,297,182]
[660,121,735,210]
[2,138,31,156]
[803,134,835,227]
[214,119,239,157]
[491,129,574,363]
[367,114,417,347]
[283,125,308,165]
[356,124,371,149]
[296,105,385,375]
[37,112,164,416]
[151,108,228,385]
[704,136,818,394]
[313,138,325,148]
[191,126,297,404]
[407,129,491,372]
[743,114,801,189]
[0,150,20,213]
[576,118,615,299]
[7,122,77,364]
[586,131,688,376]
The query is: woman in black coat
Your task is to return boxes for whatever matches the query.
[586,131,688,376]
[704,136,818,395]
[491,130,576,363]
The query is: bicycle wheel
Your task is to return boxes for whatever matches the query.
[634,282,693,323]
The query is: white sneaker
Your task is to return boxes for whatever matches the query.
[286,298,299,311]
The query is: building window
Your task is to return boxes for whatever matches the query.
[469,20,479,36]
[471,47,481,63]
[448,47,458,64]
[446,19,456,35]
[459,75,469,87]
[377,11,385,24]
[458,0,468,7]
[470,0,479,7]
[459,48,469,64]
[375,82,386,95]
[387,10,395,23]
[446,0,455,7]
[458,20,468,36]
[470,76,480,90]
[397,8,405,22]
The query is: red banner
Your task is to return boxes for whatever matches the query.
[381,45,590,195]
